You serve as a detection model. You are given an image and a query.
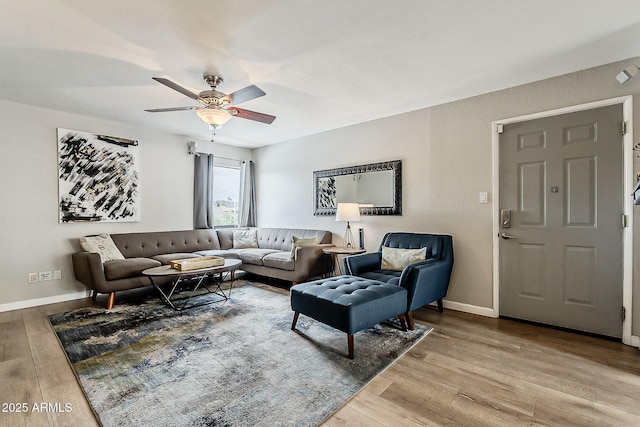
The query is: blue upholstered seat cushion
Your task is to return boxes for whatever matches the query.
[290,276,407,335]
[358,270,401,286]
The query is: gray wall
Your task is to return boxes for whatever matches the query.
[253,58,640,336]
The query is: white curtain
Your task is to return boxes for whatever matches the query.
[239,160,257,227]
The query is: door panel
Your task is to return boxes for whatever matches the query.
[519,161,545,225]
[519,244,545,297]
[499,104,623,338]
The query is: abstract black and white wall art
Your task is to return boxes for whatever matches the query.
[316,176,336,209]
[58,128,140,223]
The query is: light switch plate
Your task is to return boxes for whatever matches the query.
[479,192,488,204]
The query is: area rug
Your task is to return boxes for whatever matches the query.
[49,281,430,426]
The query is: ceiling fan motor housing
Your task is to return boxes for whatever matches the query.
[204,74,223,88]
[198,90,229,107]
[199,75,229,106]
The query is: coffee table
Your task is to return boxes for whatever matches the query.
[142,259,242,311]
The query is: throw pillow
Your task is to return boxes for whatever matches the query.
[232,229,259,249]
[79,234,125,263]
[381,246,427,271]
[290,236,318,259]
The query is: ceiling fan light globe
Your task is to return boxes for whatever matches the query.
[196,108,232,126]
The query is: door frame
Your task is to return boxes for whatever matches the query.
[491,96,634,345]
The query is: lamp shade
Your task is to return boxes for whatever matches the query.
[196,107,232,126]
[335,203,361,222]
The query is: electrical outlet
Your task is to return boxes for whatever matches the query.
[39,271,52,281]
[29,272,38,283]
[54,270,62,280]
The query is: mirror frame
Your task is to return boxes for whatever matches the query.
[313,159,402,216]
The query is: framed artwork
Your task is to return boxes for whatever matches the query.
[57,128,140,223]
[313,160,402,216]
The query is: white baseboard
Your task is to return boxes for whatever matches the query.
[433,300,497,318]
[0,290,92,313]
[631,335,640,348]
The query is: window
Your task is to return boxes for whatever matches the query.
[212,162,241,227]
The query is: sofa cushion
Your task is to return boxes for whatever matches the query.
[256,228,332,251]
[381,247,426,271]
[233,229,259,249]
[194,249,241,259]
[239,249,280,266]
[110,229,221,258]
[263,252,295,271]
[151,253,202,265]
[104,258,161,280]
[79,234,125,263]
[290,236,318,258]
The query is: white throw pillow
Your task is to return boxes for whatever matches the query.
[232,229,259,249]
[79,234,125,263]
[290,236,318,259]
[381,246,427,271]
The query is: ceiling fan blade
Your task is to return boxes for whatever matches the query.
[145,106,199,112]
[230,107,276,124]
[222,85,266,105]
[152,77,199,100]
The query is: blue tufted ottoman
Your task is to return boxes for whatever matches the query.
[290,275,408,359]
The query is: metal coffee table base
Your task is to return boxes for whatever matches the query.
[150,271,234,311]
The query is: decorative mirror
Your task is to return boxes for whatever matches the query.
[313,160,402,215]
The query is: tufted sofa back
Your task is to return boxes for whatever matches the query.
[216,227,332,251]
[111,229,221,258]
[379,232,451,261]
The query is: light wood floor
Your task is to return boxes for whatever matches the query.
[2,287,640,427]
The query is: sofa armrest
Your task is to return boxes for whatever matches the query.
[400,258,453,311]
[72,251,108,292]
[293,243,334,277]
[342,252,382,276]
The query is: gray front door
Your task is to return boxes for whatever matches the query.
[499,104,624,338]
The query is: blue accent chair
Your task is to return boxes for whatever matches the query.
[342,232,454,329]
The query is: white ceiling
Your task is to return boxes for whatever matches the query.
[1,0,640,148]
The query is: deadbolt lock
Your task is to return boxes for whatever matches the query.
[500,209,511,228]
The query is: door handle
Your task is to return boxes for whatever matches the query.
[500,232,517,240]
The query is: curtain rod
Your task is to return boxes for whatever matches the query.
[188,142,249,163]
[193,152,249,163]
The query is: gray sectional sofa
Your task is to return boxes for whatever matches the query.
[72,228,334,309]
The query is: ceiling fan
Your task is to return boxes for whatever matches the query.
[145,74,276,129]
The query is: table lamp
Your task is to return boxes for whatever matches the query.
[336,203,361,248]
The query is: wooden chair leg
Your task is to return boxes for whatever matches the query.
[291,312,300,330]
[406,311,415,330]
[347,334,354,359]
[106,292,115,310]
[398,313,407,332]
[437,298,444,312]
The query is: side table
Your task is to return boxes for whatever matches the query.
[322,247,366,276]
